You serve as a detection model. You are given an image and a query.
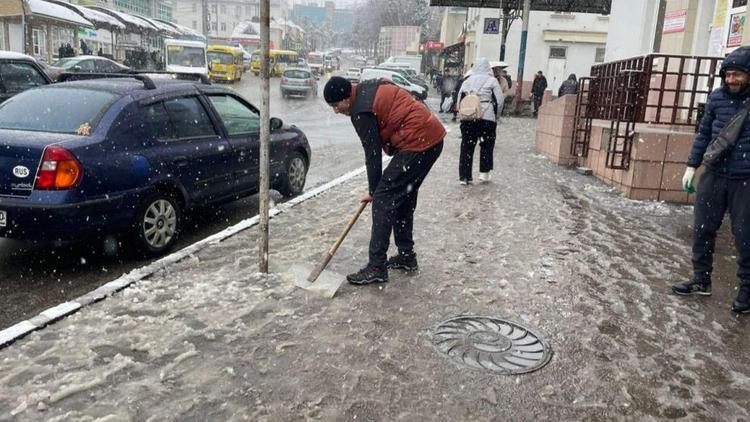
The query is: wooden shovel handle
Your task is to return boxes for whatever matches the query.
[307,201,368,283]
[328,201,368,255]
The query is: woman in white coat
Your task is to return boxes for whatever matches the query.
[458,57,504,184]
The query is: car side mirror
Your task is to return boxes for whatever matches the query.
[270,117,283,131]
[73,65,82,72]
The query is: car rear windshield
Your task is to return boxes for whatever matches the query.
[0,87,117,133]
[283,70,310,79]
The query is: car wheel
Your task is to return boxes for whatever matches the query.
[277,152,307,197]
[132,192,181,256]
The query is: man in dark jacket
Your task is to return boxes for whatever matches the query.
[324,76,445,284]
[558,74,578,97]
[531,71,547,116]
[672,46,750,313]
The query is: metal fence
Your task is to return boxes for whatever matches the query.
[571,53,723,169]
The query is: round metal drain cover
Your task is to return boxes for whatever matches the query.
[431,316,552,375]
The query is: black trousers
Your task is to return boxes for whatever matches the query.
[692,171,750,283]
[533,94,543,113]
[459,119,497,181]
[369,142,443,267]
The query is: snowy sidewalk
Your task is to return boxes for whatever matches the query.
[1,117,749,421]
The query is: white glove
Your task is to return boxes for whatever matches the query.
[682,167,696,192]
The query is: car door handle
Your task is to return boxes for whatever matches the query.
[173,156,188,167]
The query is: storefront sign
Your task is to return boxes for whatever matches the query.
[78,28,97,38]
[420,41,444,51]
[483,18,499,34]
[727,12,746,47]
[663,9,687,34]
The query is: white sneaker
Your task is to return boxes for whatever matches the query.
[479,172,491,183]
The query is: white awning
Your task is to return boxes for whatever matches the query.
[46,0,125,30]
[136,15,180,36]
[158,20,206,41]
[90,7,155,31]
[27,0,93,28]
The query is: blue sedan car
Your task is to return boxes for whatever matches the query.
[0,75,311,255]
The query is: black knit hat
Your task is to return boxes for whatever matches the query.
[324,76,352,105]
[721,46,750,77]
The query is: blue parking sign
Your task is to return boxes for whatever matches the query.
[484,18,499,34]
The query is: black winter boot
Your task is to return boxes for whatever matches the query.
[346,265,388,285]
[731,281,750,314]
[386,251,418,272]
[672,279,712,296]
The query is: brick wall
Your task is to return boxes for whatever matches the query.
[581,122,700,204]
[534,94,577,166]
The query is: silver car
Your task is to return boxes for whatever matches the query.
[280,68,318,99]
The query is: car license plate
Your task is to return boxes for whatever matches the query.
[0,210,5,228]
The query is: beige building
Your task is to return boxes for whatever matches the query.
[173,0,289,38]
[377,26,420,62]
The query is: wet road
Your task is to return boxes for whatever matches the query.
[0,73,364,330]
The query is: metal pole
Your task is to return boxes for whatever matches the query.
[513,0,530,114]
[258,0,271,273]
[20,0,26,55]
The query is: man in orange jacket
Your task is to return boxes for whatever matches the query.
[324,76,445,284]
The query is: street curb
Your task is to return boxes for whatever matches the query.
[0,164,370,349]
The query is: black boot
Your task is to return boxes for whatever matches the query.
[732,281,750,313]
[386,251,418,271]
[672,279,712,296]
[346,265,388,285]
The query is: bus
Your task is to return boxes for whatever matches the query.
[250,49,300,76]
[163,39,208,75]
[207,45,244,83]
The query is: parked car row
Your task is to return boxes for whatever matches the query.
[0,51,311,256]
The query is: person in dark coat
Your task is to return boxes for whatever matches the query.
[672,45,750,313]
[502,69,512,90]
[440,69,456,112]
[65,43,74,57]
[324,76,445,285]
[531,70,547,116]
[558,74,578,97]
[58,44,65,59]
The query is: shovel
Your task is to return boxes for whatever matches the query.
[285,201,368,298]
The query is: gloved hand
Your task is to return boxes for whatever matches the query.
[682,166,696,194]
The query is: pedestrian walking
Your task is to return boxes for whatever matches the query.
[531,71,547,116]
[457,58,503,185]
[558,74,578,97]
[502,70,512,90]
[672,46,750,313]
[323,76,445,285]
[440,69,456,112]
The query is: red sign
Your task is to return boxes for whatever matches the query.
[663,9,687,34]
[420,41,444,51]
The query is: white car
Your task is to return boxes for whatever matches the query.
[360,68,426,100]
[345,67,361,82]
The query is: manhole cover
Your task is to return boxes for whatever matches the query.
[431,316,552,375]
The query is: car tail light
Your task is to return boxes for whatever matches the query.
[34,145,82,190]
[306,78,313,86]
[281,77,288,83]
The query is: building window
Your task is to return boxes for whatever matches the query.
[192,2,197,12]
[0,23,4,50]
[595,47,606,63]
[221,4,226,14]
[733,0,747,7]
[221,22,226,31]
[245,5,250,16]
[211,5,217,14]
[212,22,217,31]
[192,20,197,29]
[549,46,567,59]
[32,29,43,56]
[236,5,241,16]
